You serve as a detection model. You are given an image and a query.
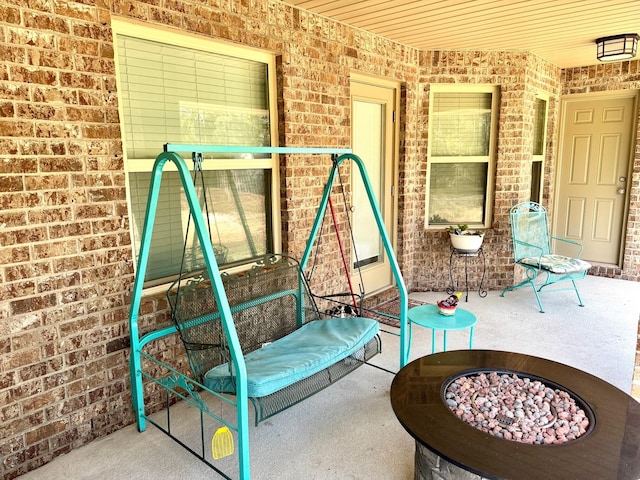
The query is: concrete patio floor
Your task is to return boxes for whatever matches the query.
[18,274,640,480]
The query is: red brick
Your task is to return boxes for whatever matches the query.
[0,4,21,24]
[0,245,30,264]
[37,271,81,292]
[58,71,101,89]
[16,355,62,381]
[0,176,24,192]
[54,1,99,22]
[10,293,57,315]
[27,208,73,225]
[44,396,87,420]
[39,157,83,172]
[16,103,65,121]
[0,100,15,117]
[48,428,82,453]
[26,49,73,69]
[4,412,45,441]
[9,65,58,85]
[48,222,92,240]
[22,12,70,36]
[0,435,25,457]
[24,420,68,446]
[30,85,77,104]
[0,119,35,137]
[43,366,84,391]
[0,139,19,155]
[0,371,16,391]
[75,204,113,219]
[35,122,80,139]
[0,210,27,228]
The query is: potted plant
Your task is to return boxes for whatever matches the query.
[448,224,484,252]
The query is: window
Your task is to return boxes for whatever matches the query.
[530,95,548,204]
[426,86,499,228]
[113,20,279,286]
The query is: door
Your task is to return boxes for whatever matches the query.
[555,93,636,264]
[350,78,398,294]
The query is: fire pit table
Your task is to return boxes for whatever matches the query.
[390,350,640,480]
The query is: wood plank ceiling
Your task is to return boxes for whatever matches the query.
[281,0,640,68]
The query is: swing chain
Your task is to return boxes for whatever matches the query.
[192,151,204,171]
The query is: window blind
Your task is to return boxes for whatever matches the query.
[115,34,273,284]
[431,92,492,157]
[117,35,270,160]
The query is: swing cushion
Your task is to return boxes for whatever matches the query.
[203,317,379,398]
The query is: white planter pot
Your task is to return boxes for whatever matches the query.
[450,233,483,252]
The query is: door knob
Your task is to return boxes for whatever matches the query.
[617,188,626,194]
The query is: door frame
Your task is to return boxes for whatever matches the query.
[554,90,638,267]
[350,71,401,294]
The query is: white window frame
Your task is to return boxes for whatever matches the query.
[426,84,499,230]
[112,19,281,289]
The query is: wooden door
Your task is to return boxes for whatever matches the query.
[555,94,636,264]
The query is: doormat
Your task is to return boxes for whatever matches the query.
[362,298,427,328]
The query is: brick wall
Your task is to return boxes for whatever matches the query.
[1,1,639,478]
[0,1,421,477]
[412,51,562,292]
[1,1,135,476]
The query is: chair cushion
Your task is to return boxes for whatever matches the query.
[203,317,379,398]
[520,254,591,274]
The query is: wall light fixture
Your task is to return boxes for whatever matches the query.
[596,33,639,62]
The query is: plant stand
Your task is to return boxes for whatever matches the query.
[447,247,487,302]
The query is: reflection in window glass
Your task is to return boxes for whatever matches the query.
[431,93,492,157]
[428,163,488,225]
[129,170,269,284]
[532,98,547,156]
[530,161,542,204]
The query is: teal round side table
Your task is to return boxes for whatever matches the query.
[408,304,477,355]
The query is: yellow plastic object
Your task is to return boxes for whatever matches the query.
[212,426,234,459]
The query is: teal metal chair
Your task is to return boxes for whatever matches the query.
[501,202,591,312]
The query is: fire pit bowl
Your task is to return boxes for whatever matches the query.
[390,350,640,480]
[444,369,593,444]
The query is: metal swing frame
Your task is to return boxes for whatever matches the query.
[306,154,366,317]
[128,144,409,480]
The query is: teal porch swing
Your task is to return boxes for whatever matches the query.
[127,144,409,480]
